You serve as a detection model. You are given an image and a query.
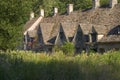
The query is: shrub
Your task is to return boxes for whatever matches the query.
[53,45,62,52]
[0,50,120,80]
[61,42,75,56]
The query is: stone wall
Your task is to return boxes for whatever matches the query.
[97,42,120,53]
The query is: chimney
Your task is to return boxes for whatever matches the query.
[30,11,34,20]
[40,9,44,17]
[92,0,100,9]
[53,7,58,16]
[109,0,118,8]
[67,4,73,14]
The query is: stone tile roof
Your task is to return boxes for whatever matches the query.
[41,4,120,27]
[62,22,78,37]
[24,4,120,45]
[80,23,108,35]
[27,30,37,38]
[49,23,60,39]
[80,23,92,34]
[38,23,54,45]
[93,24,108,34]
[24,17,39,32]
[26,21,118,45]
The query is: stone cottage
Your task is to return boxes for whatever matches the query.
[23,0,120,53]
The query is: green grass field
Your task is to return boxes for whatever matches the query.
[0,50,120,80]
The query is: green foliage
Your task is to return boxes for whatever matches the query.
[61,42,75,56]
[100,0,109,7]
[0,50,120,80]
[0,0,33,50]
[53,45,62,52]
[34,0,120,16]
[53,42,75,56]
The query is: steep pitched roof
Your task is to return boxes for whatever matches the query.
[24,17,39,32]
[41,4,120,27]
[80,23,108,35]
[93,24,108,35]
[89,26,97,34]
[36,23,54,45]
[39,4,120,37]
[80,23,92,34]
[61,22,78,38]
[55,24,68,46]
[27,30,37,37]
[24,16,43,35]
[72,25,84,46]
[49,23,60,38]
[24,4,120,45]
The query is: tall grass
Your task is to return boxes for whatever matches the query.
[0,50,120,80]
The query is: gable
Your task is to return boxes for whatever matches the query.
[107,25,120,35]
[73,25,84,47]
[61,22,78,38]
[37,23,54,45]
[37,26,44,44]
[55,24,68,46]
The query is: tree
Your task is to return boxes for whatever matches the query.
[0,0,33,50]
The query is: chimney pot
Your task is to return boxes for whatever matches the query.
[30,11,34,20]
[109,0,118,8]
[67,4,73,14]
[92,0,100,9]
[53,7,58,16]
[40,9,44,17]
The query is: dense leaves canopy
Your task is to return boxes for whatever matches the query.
[0,0,33,50]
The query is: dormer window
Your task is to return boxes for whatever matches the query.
[37,26,44,44]
[91,33,97,42]
[89,26,97,42]
[84,35,89,42]
[108,25,120,35]
[60,32,64,39]
[55,24,67,46]
[73,25,84,46]
[59,25,67,43]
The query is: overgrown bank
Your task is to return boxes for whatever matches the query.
[0,51,120,80]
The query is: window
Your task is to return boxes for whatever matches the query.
[60,32,64,39]
[68,37,73,42]
[84,35,89,42]
[91,33,97,42]
[118,27,120,34]
[108,25,120,35]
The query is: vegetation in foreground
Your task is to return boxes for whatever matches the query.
[0,50,120,80]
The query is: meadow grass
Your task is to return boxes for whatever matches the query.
[0,50,120,80]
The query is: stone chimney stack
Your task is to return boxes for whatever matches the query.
[67,4,73,14]
[109,0,118,8]
[92,0,100,9]
[40,9,44,17]
[53,7,58,16]
[30,11,34,20]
